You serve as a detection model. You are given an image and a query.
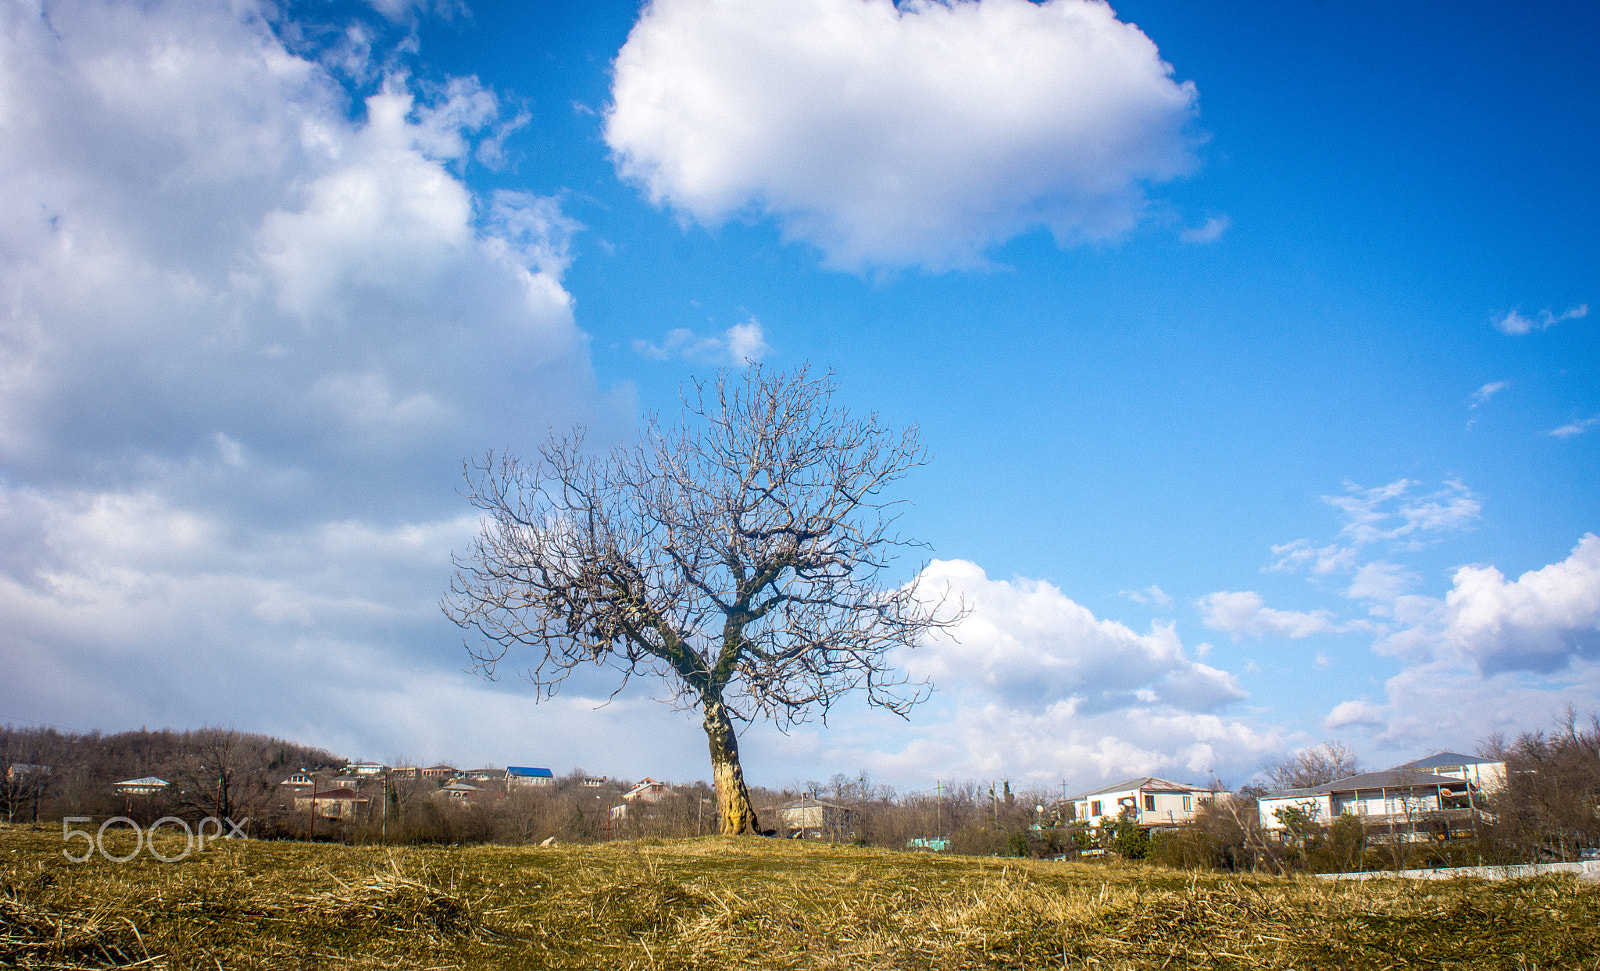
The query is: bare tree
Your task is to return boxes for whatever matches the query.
[1263,741,1362,791]
[169,729,264,824]
[446,366,960,834]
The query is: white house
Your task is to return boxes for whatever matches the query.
[1256,768,1472,839]
[1396,752,1506,794]
[1068,778,1228,830]
[342,762,387,776]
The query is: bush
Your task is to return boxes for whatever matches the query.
[1109,816,1150,860]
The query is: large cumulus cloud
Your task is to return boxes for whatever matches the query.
[605,0,1200,271]
[0,0,629,764]
[1442,533,1600,674]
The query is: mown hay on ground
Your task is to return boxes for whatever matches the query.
[3,823,1598,970]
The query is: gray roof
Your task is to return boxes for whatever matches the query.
[1068,777,1218,801]
[1261,769,1464,799]
[1397,752,1500,770]
[114,776,168,788]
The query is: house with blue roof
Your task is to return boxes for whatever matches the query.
[507,766,554,788]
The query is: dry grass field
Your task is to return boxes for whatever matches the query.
[3,822,1598,970]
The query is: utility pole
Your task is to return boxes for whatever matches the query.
[934,780,945,838]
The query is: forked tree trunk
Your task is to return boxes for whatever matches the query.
[703,698,759,835]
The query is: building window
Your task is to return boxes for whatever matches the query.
[1183,795,1192,812]
[1090,800,1102,817]
[1143,794,1155,811]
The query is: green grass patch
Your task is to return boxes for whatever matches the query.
[3,823,1597,969]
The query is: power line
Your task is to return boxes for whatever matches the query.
[0,714,95,734]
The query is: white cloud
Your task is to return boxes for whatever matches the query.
[605,0,1200,271]
[1548,416,1599,439]
[1325,533,1600,764]
[1269,539,1358,576]
[0,0,605,494]
[1321,479,1481,550]
[915,560,1244,714]
[1493,303,1588,335]
[1179,215,1231,244]
[881,560,1276,788]
[1324,699,1385,731]
[1442,533,1600,674]
[1469,380,1510,407]
[1343,654,1600,770]
[632,317,772,365]
[1197,590,1339,640]
[1120,584,1174,607]
[1346,561,1418,603]
[0,0,630,765]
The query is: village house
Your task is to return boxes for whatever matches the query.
[6,763,50,781]
[113,776,169,797]
[342,762,387,777]
[419,764,457,780]
[434,781,492,805]
[621,778,671,803]
[610,778,674,821]
[278,772,315,789]
[507,766,555,788]
[1397,752,1506,794]
[1256,768,1480,841]
[1068,778,1228,831]
[294,787,368,820]
[774,797,859,840]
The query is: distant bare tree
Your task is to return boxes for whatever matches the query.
[447,366,961,834]
[1263,741,1362,791]
[170,729,263,824]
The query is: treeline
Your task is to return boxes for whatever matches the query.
[7,713,1595,868]
[312,772,1069,851]
[0,725,342,824]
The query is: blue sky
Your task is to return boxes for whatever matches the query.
[1,0,1595,795]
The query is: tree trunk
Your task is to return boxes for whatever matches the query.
[703,699,759,835]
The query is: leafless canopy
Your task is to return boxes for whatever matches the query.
[1263,741,1362,792]
[445,365,958,731]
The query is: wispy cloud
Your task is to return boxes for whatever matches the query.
[632,318,771,365]
[1323,479,1481,549]
[1548,416,1599,439]
[1469,380,1510,407]
[1120,584,1174,607]
[1493,303,1588,335]
[1180,215,1231,245]
[1273,480,1480,580]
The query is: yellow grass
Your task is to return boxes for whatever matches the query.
[3,823,1597,969]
